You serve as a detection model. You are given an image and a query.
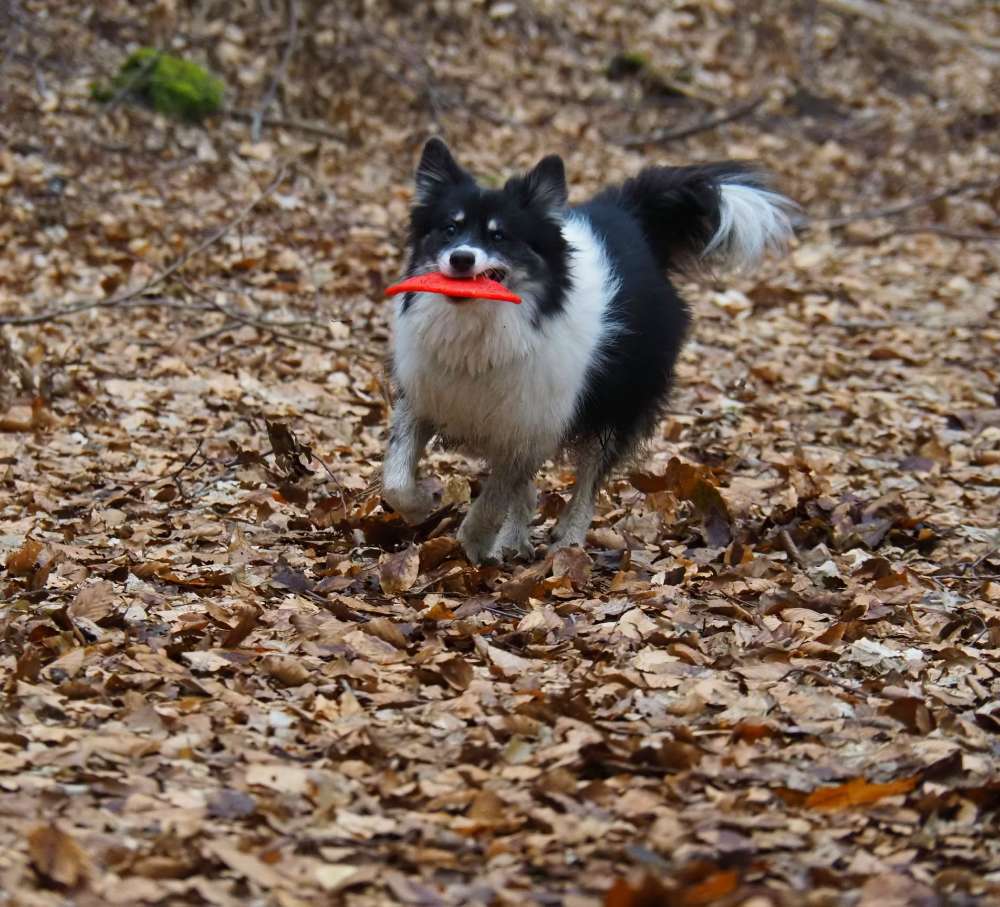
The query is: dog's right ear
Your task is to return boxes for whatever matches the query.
[415,138,466,203]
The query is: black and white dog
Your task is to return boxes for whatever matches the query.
[383,138,796,563]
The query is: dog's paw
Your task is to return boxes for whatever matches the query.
[383,482,436,525]
[549,523,587,551]
[457,519,500,565]
[496,522,535,561]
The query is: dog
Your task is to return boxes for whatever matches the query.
[382,138,797,563]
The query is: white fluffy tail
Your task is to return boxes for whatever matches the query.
[702,183,800,272]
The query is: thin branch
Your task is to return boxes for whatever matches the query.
[0,167,288,327]
[614,94,766,148]
[250,0,299,143]
[226,109,343,141]
[863,225,1000,245]
[816,177,1000,229]
[817,0,1000,57]
[176,276,342,354]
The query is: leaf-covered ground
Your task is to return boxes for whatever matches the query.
[2,2,999,905]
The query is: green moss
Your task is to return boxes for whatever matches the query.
[606,51,649,80]
[91,48,223,122]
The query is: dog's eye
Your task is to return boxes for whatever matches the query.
[489,228,505,242]
[443,223,458,238]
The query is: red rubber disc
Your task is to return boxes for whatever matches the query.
[385,272,521,304]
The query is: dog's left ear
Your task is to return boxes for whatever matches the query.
[520,155,568,209]
[415,138,467,203]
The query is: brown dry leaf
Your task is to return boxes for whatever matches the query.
[437,655,474,691]
[856,872,943,907]
[67,580,116,622]
[467,788,506,822]
[220,605,260,648]
[261,654,311,687]
[205,840,285,889]
[133,561,232,589]
[552,545,592,587]
[378,545,420,595]
[364,617,408,649]
[474,637,539,679]
[805,775,920,811]
[605,874,677,907]
[27,823,91,889]
[245,764,311,795]
[419,536,461,572]
[680,870,740,905]
[6,537,44,575]
[630,458,732,545]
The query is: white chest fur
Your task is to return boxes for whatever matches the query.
[391,214,619,463]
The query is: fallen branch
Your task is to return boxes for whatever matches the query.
[614,94,766,147]
[249,0,299,143]
[226,109,343,141]
[0,167,288,327]
[818,0,1000,56]
[176,276,343,354]
[816,177,1000,229]
[846,225,1000,245]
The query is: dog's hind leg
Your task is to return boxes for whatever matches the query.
[382,396,435,524]
[551,440,615,549]
[459,460,539,564]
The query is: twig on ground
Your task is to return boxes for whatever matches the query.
[614,94,766,147]
[785,666,863,695]
[817,0,1000,57]
[226,109,343,141]
[817,177,1000,229]
[168,438,206,498]
[0,167,288,327]
[250,0,299,143]
[847,225,1000,245]
[778,529,806,569]
[176,276,342,354]
[798,0,819,86]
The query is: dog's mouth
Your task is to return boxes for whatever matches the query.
[482,267,508,284]
[445,267,510,304]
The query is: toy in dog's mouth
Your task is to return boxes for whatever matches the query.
[385,271,521,304]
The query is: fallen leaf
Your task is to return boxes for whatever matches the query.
[363,617,408,649]
[6,537,44,575]
[474,637,538,679]
[437,655,474,691]
[205,840,284,889]
[220,605,260,648]
[28,823,90,889]
[552,545,592,587]
[67,580,116,622]
[379,545,420,595]
[261,654,311,686]
[805,775,919,811]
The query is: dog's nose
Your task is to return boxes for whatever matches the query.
[449,250,476,273]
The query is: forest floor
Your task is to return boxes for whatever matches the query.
[1,2,999,905]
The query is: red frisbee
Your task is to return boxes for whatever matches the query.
[385,272,521,304]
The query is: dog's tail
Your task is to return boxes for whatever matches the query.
[606,163,800,275]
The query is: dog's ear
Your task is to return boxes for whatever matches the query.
[415,138,466,203]
[519,154,568,209]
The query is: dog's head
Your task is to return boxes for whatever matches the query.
[405,138,570,318]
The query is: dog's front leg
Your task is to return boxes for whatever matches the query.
[459,462,537,564]
[382,396,435,524]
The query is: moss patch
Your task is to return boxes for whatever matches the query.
[91,48,223,122]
